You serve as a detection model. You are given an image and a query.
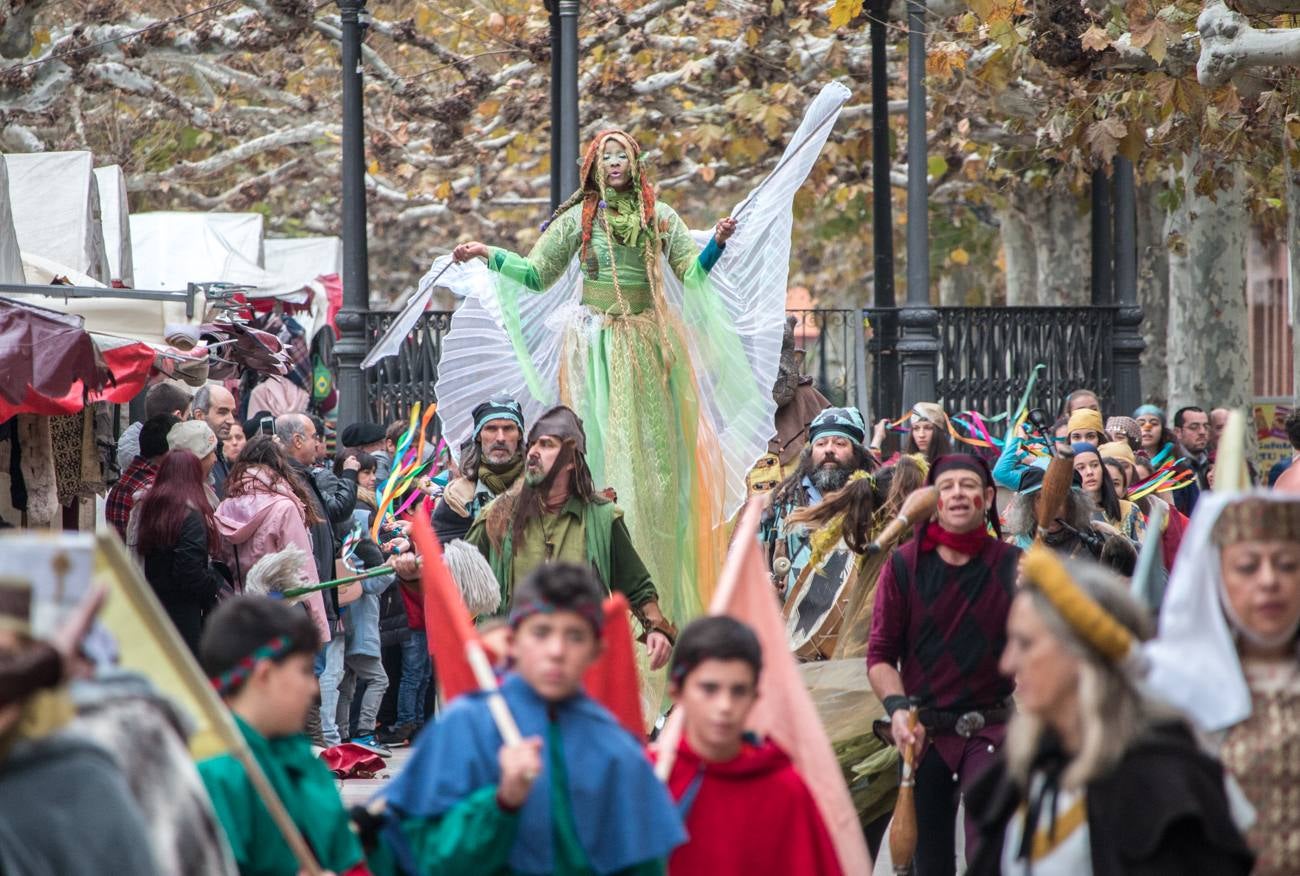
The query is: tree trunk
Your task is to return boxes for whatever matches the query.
[1000,201,1039,305]
[1028,177,1091,305]
[938,270,984,306]
[1137,182,1171,408]
[1165,151,1252,415]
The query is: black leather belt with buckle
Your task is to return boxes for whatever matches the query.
[919,701,1014,738]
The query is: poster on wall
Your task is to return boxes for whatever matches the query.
[1254,398,1294,481]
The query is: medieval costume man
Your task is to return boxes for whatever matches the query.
[759,407,875,596]
[1146,492,1300,876]
[466,405,676,663]
[868,454,1021,876]
[428,85,852,624]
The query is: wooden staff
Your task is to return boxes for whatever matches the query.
[1037,446,1077,533]
[867,486,938,555]
[889,705,921,874]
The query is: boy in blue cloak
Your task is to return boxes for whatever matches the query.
[376,562,685,875]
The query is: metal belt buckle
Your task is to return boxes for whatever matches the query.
[955,711,985,738]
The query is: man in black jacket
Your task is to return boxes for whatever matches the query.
[276,412,359,747]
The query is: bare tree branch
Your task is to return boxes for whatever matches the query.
[128,121,338,188]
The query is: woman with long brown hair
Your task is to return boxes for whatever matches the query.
[213,436,330,642]
[134,450,229,655]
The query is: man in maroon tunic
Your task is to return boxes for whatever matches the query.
[867,454,1021,876]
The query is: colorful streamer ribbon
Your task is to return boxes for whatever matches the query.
[340,520,365,572]
[371,402,440,541]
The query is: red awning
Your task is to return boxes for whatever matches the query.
[0,297,156,421]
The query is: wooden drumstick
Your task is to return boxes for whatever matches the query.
[867,487,938,555]
[890,705,921,874]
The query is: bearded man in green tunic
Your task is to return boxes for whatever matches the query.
[466,405,675,671]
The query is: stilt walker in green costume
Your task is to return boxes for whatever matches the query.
[427,84,853,628]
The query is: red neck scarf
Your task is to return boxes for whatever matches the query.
[920,520,992,558]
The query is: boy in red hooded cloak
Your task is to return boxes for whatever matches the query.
[655,616,841,876]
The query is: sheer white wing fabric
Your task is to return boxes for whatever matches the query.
[425,254,579,448]
[661,81,851,513]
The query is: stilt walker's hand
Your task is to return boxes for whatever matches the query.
[453,242,489,262]
[714,217,737,244]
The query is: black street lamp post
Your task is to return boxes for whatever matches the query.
[334,0,372,427]
[1112,155,1145,412]
[898,0,938,411]
[868,0,899,419]
[547,0,580,208]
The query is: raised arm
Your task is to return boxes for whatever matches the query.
[660,203,735,281]
[453,208,582,292]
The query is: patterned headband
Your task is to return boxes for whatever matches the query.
[508,598,604,636]
[1022,546,1134,664]
[209,635,296,697]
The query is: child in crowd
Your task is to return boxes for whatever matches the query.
[658,616,841,876]
[197,596,373,876]
[377,563,684,874]
[334,538,397,756]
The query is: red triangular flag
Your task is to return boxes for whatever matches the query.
[410,508,479,702]
[582,594,646,738]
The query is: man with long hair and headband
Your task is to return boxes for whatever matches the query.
[434,86,851,629]
[760,407,877,596]
[467,405,676,670]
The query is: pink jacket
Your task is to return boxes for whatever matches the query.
[214,466,330,643]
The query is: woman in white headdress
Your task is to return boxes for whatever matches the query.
[1145,491,1300,876]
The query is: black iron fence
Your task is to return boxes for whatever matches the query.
[363,310,453,426]
[931,306,1116,417]
[360,305,1121,426]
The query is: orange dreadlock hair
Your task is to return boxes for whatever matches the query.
[540,129,657,273]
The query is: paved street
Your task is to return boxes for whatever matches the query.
[338,745,414,809]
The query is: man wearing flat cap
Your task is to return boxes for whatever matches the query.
[340,421,391,482]
[466,405,675,670]
[760,406,876,594]
[432,394,528,544]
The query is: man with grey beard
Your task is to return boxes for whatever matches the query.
[760,407,876,595]
[432,394,527,543]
